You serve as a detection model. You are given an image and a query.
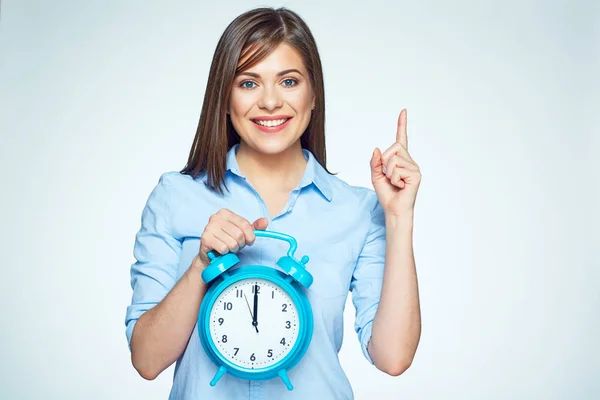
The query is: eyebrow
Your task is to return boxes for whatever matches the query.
[237,69,304,78]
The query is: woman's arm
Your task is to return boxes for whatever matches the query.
[368,211,421,376]
[368,109,422,375]
[130,255,207,380]
[129,208,268,380]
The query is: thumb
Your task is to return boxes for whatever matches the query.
[370,147,384,180]
[252,217,269,231]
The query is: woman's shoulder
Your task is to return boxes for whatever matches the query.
[146,170,209,203]
[155,170,204,183]
[152,170,193,183]
[151,170,209,190]
[326,173,377,199]
[325,174,380,213]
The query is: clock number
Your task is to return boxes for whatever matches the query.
[252,285,261,294]
[234,347,239,356]
[250,353,256,362]
[272,290,274,299]
[236,289,243,298]
[280,337,286,345]
[224,302,233,311]
[218,318,224,325]
[282,304,287,312]
[267,349,273,357]
[285,321,291,329]
[222,335,228,343]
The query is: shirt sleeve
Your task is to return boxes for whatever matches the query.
[350,190,386,364]
[125,173,182,350]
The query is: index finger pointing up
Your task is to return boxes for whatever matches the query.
[396,108,408,149]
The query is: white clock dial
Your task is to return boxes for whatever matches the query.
[209,278,300,369]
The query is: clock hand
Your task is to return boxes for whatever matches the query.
[243,294,255,320]
[245,293,259,333]
[253,284,259,332]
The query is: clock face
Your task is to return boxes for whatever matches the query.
[208,277,300,369]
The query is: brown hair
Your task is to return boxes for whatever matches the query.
[180,7,332,194]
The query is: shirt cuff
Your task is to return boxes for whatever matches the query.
[359,320,375,365]
[125,303,156,352]
[125,319,137,352]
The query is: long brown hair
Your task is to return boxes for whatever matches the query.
[180,7,331,195]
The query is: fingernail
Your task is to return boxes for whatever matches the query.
[382,165,387,174]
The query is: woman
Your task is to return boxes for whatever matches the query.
[125,7,421,399]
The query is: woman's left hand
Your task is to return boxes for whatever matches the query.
[370,109,421,216]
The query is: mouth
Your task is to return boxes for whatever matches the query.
[251,117,293,133]
[251,117,292,127]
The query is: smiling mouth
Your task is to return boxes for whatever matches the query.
[251,118,291,127]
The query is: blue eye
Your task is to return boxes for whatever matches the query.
[240,81,256,89]
[283,79,297,87]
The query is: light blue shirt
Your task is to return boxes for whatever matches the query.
[125,144,386,399]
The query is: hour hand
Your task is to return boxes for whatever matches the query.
[244,293,258,333]
[253,285,259,329]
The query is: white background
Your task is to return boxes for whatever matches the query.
[1,1,598,399]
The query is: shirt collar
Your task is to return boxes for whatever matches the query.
[226,144,332,202]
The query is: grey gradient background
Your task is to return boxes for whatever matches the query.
[0,1,598,399]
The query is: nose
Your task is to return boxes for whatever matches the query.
[257,84,283,111]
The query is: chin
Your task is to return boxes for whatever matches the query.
[249,139,298,155]
[241,128,302,155]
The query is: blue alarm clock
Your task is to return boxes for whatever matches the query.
[197,230,314,391]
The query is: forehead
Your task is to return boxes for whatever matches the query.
[237,43,307,74]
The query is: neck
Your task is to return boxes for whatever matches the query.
[236,141,307,192]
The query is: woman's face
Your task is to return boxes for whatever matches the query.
[228,43,315,156]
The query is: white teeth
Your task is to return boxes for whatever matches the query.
[254,118,288,127]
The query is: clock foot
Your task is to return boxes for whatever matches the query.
[210,365,227,386]
[278,369,293,391]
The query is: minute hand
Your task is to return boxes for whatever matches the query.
[244,294,258,333]
[253,285,259,329]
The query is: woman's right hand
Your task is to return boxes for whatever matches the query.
[197,209,269,268]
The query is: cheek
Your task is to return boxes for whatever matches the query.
[228,102,249,136]
[229,91,255,118]
[286,90,311,111]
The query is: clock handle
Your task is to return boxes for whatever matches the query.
[253,230,307,262]
[254,230,313,288]
[206,231,304,261]
[205,230,312,287]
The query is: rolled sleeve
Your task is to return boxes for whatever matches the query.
[125,173,182,350]
[350,190,386,364]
